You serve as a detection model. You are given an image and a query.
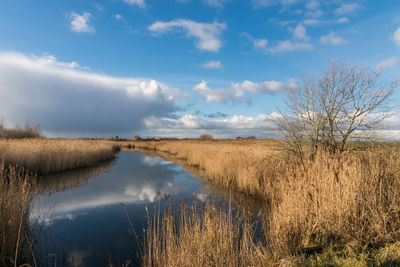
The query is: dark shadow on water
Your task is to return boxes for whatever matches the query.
[37,160,114,196]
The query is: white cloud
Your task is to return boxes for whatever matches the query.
[192,80,292,103]
[148,19,226,52]
[68,12,94,33]
[392,27,400,46]
[291,24,309,40]
[303,19,322,26]
[269,40,313,53]
[334,3,361,16]
[254,38,268,50]
[251,0,300,8]
[203,0,230,7]
[0,52,183,136]
[305,0,319,10]
[376,56,399,71]
[201,60,222,69]
[143,113,280,138]
[336,17,349,24]
[320,32,348,45]
[193,80,247,103]
[241,33,268,53]
[114,14,123,20]
[123,0,146,8]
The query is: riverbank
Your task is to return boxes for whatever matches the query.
[0,139,120,266]
[127,139,400,265]
[0,139,120,174]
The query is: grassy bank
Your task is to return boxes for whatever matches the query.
[0,139,119,266]
[0,139,119,174]
[128,139,400,265]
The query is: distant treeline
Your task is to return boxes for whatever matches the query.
[0,120,42,139]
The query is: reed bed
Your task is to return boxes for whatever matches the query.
[130,139,400,264]
[143,197,272,267]
[0,164,37,266]
[0,139,119,174]
[129,139,282,197]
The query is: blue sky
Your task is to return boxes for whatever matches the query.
[1,0,400,138]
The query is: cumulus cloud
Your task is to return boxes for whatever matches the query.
[336,17,349,24]
[376,56,399,71]
[303,19,322,26]
[291,24,309,40]
[392,27,400,46]
[201,60,222,69]
[114,14,123,20]
[320,32,348,45]
[68,12,94,33]
[192,80,293,103]
[143,113,280,138]
[203,0,230,7]
[251,0,300,9]
[148,19,226,52]
[193,80,246,103]
[334,3,361,16]
[305,0,319,10]
[241,33,268,53]
[242,27,313,55]
[269,40,313,53]
[0,52,182,137]
[123,0,146,8]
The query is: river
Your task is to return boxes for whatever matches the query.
[31,150,264,266]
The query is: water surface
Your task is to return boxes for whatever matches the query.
[32,151,210,266]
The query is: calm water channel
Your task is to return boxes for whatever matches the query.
[31,151,264,267]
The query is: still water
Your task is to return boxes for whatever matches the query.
[32,151,212,266]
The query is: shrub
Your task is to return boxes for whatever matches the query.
[199,134,213,140]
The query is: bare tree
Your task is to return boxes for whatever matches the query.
[275,60,396,154]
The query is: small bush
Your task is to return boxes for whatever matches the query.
[0,121,42,139]
[199,134,213,140]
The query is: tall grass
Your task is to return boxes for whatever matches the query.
[130,139,400,263]
[0,164,37,266]
[0,139,119,174]
[269,149,400,253]
[143,196,271,267]
[129,139,281,197]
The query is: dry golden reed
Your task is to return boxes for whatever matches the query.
[143,197,272,267]
[0,164,37,266]
[129,139,400,262]
[0,139,119,174]
[129,139,282,197]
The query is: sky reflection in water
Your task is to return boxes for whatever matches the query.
[32,151,209,267]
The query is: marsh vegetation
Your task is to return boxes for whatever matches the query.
[0,137,120,266]
[130,139,400,266]
[0,139,119,175]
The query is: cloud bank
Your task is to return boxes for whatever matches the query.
[0,52,181,137]
[144,113,279,138]
[192,80,293,104]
